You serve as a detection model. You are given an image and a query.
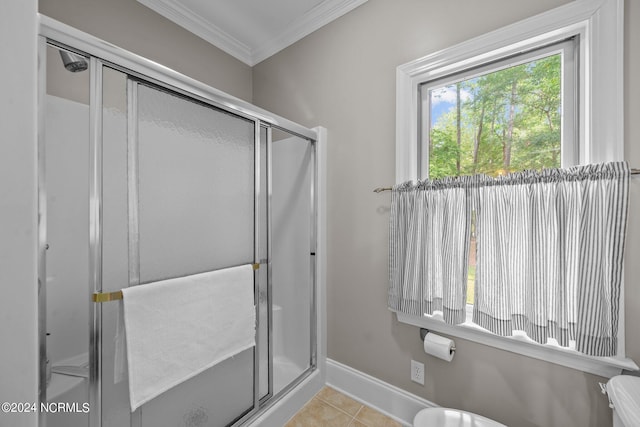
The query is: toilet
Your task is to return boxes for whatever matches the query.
[413,408,506,427]
[607,375,640,427]
[413,375,640,427]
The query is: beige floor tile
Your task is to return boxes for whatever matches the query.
[348,420,368,427]
[354,406,402,427]
[285,398,354,427]
[316,387,364,416]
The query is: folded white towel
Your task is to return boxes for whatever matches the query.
[122,264,255,411]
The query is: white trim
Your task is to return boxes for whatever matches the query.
[396,0,624,182]
[136,0,368,66]
[395,312,638,379]
[326,359,437,427]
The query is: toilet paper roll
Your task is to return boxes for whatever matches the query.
[423,332,455,362]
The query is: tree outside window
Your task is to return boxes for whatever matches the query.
[427,54,561,180]
[425,54,562,304]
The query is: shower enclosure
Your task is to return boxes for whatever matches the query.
[38,16,323,427]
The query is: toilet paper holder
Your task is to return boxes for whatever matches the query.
[420,328,456,352]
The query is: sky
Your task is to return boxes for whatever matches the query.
[429,84,472,126]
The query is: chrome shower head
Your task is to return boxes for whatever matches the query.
[59,50,88,73]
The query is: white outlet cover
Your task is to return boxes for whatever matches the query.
[411,359,424,385]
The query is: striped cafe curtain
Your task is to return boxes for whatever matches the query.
[388,177,472,324]
[388,162,629,357]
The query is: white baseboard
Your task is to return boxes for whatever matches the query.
[326,359,437,426]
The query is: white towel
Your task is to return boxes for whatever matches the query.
[122,264,255,411]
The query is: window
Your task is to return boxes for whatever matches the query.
[421,40,576,307]
[421,40,576,180]
[394,0,633,377]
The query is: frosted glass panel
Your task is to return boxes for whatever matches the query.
[271,130,313,395]
[135,83,256,425]
[101,66,131,427]
[141,350,254,427]
[137,84,255,282]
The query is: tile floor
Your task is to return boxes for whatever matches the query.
[284,386,403,427]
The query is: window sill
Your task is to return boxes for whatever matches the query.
[395,311,638,378]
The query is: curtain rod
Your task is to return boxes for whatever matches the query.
[373,168,640,193]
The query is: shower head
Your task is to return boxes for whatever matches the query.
[59,50,88,73]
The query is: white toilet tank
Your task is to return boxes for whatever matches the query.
[607,375,640,427]
[413,408,506,427]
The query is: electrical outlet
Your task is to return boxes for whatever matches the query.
[411,360,424,385]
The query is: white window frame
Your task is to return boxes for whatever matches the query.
[394,0,635,378]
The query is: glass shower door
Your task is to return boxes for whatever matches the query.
[271,129,315,396]
[41,35,319,427]
[99,73,260,427]
[134,82,257,427]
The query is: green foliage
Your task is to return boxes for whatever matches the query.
[429,128,461,178]
[429,54,562,180]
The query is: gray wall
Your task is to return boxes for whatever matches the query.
[39,0,253,102]
[0,1,39,427]
[252,1,640,426]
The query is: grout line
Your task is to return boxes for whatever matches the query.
[315,387,366,419]
[349,418,364,427]
[353,406,369,427]
[316,396,362,419]
[302,387,399,427]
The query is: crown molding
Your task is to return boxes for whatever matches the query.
[137,0,368,66]
[137,0,253,65]
[252,0,368,65]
